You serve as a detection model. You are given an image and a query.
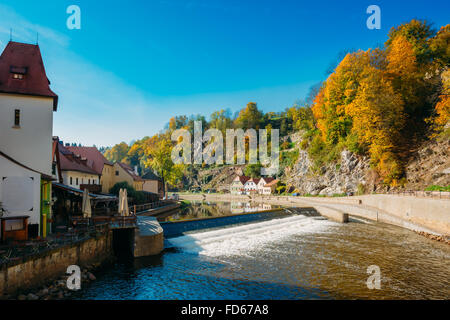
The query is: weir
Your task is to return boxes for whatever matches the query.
[132,205,348,258]
[166,212,336,256]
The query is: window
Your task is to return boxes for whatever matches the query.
[4,218,25,231]
[14,109,20,127]
[115,171,119,176]
[70,177,73,185]
[88,179,90,185]
[76,178,79,185]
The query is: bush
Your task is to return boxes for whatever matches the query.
[109,181,135,196]
[281,149,299,167]
[244,163,262,178]
[357,183,366,195]
[280,141,291,150]
[109,181,147,204]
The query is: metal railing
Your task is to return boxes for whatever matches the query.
[385,190,450,199]
[130,200,176,214]
[0,223,109,266]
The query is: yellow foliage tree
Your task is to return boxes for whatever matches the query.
[346,67,406,183]
[433,69,450,130]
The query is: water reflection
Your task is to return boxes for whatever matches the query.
[158,201,281,222]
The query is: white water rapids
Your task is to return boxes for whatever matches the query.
[167,214,337,257]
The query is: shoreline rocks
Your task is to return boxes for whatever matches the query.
[415,230,450,245]
[8,262,102,300]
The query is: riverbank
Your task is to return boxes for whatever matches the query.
[7,262,102,300]
[178,193,450,237]
[0,231,114,299]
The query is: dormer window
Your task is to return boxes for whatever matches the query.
[10,66,27,80]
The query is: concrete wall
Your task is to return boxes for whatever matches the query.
[134,232,164,257]
[314,206,349,223]
[134,216,164,257]
[356,195,450,236]
[179,193,450,235]
[0,93,54,176]
[0,232,113,296]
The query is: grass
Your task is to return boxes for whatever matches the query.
[424,185,450,192]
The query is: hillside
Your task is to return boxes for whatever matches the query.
[405,135,450,190]
[103,20,449,194]
[178,131,449,194]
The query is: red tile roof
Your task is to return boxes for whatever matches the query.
[234,175,251,184]
[58,143,98,175]
[261,177,275,184]
[264,179,278,187]
[0,41,58,110]
[117,162,143,181]
[66,146,112,175]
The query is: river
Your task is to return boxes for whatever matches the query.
[73,201,450,300]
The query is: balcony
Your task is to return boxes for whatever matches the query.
[79,184,102,193]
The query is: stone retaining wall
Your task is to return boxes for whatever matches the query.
[0,232,113,296]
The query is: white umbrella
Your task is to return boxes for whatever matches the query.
[118,188,123,216]
[82,189,92,218]
[122,189,130,216]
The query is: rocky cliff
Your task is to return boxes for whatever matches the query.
[179,132,449,194]
[405,136,450,190]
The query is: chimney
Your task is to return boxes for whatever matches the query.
[134,166,139,176]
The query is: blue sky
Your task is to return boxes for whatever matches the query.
[0,1,448,146]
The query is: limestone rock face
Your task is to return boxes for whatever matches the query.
[405,137,450,190]
[284,147,370,196]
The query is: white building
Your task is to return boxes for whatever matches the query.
[243,178,259,195]
[0,41,58,239]
[257,177,277,195]
[230,175,250,195]
[230,175,278,195]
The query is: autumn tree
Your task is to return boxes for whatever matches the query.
[346,67,406,183]
[144,135,184,197]
[234,102,264,130]
[386,19,435,64]
[104,142,129,163]
[430,69,450,133]
[429,24,450,67]
[209,109,232,135]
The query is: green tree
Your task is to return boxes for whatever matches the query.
[104,142,129,163]
[244,164,262,178]
[234,102,264,130]
[144,135,184,197]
